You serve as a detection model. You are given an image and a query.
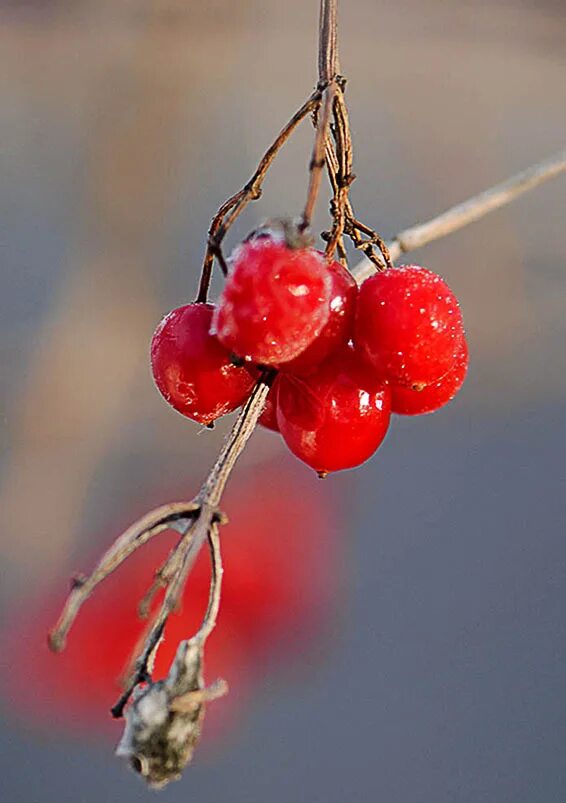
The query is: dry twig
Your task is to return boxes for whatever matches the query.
[196,90,322,303]
[50,372,274,710]
[353,149,566,283]
[300,0,339,232]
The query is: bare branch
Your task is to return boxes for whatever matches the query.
[353,150,566,283]
[48,501,199,653]
[49,371,274,716]
[300,0,339,231]
[318,0,338,85]
[194,523,223,643]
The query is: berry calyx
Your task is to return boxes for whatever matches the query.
[212,238,332,365]
[278,258,357,376]
[391,337,469,415]
[354,265,465,388]
[277,346,391,473]
[150,303,257,425]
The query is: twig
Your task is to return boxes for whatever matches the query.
[300,0,339,231]
[194,523,223,643]
[318,0,337,83]
[196,91,322,302]
[353,149,566,283]
[320,75,393,268]
[48,502,200,653]
[49,370,275,715]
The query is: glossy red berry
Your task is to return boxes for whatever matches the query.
[150,303,256,425]
[277,346,391,474]
[259,379,280,432]
[212,238,332,365]
[354,265,465,389]
[391,337,469,415]
[279,258,357,376]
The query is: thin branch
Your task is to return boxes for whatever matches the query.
[194,523,223,643]
[300,0,339,231]
[113,371,273,713]
[321,79,393,268]
[353,149,566,283]
[318,0,338,84]
[48,501,199,653]
[49,371,274,714]
[301,89,335,231]
[196,91,321,302]
[199,369,276,507]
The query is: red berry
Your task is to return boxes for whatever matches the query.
[279,258,357,376]
[212,239,332,365]
[354,265,465,388]
[151,303,256,425]
[277,346,391,474]
[391,337,469,415]
[259,379,280,432]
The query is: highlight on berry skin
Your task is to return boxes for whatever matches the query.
[150,302,257,425]
[277,257,358,377]
[276,345,392,474]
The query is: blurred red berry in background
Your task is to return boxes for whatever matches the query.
[0,459,341,745]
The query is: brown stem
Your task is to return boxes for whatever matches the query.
[322,93,393,270]
[114,371,274,713]
[300,0,339,232]
[49,370,275,715]
[196,92,321,302]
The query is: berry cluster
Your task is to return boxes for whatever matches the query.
[151,232,468,475]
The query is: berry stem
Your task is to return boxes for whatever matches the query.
[300,0,340,232]
[196,91,322,303]
[322,94,393,270]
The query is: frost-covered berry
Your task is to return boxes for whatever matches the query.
[354,265,465,389]
[213,239,332,365]
[391,337,469,415]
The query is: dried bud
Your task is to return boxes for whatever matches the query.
[116,638,227,788]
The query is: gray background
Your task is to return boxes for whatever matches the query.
[1,1,565,801]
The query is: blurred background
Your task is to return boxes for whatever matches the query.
[1,0,565,801]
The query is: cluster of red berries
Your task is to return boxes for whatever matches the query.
[151,231,468,475]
